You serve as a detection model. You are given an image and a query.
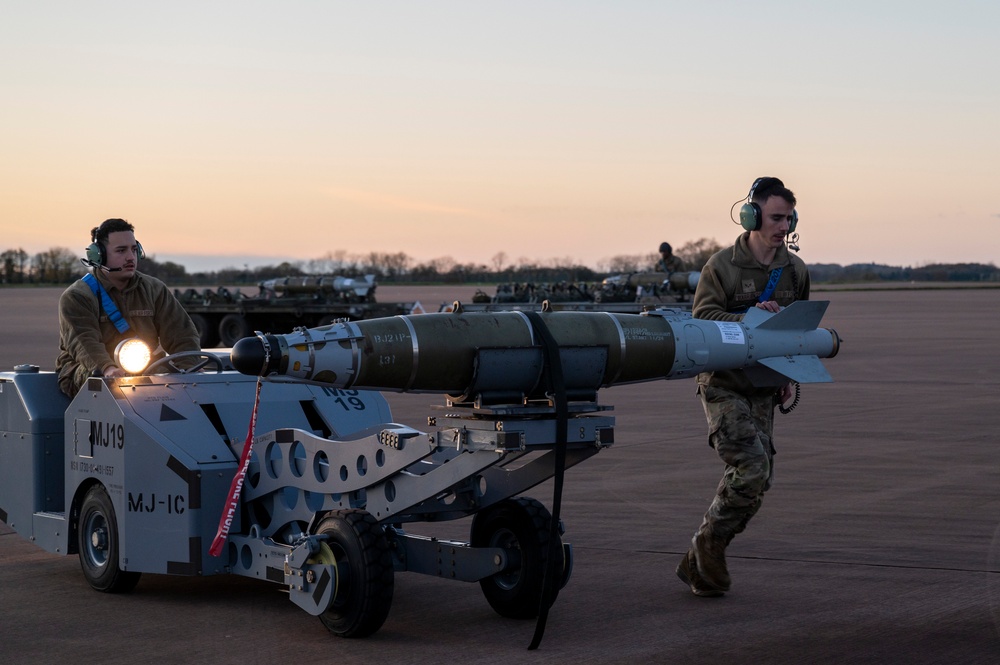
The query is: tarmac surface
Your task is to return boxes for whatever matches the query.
[1,286,998,664]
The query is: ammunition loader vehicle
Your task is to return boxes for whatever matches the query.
[0,302,839,639]
[0,346,598,639]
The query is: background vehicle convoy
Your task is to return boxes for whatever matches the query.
[175,275,421,347]
[0,303,838,638]
[176,271,699,346]
[445,270,700,314]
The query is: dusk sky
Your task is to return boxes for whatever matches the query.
[2,2,997,272]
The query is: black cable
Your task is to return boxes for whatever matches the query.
[779,382,801,414]
[779,269,803,415]
[524,311,568,651]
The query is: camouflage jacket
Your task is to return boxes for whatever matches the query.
[693,232,810,395]
[56,270,200,396]
[654,255,688,273]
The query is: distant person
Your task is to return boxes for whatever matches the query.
[56,218,201,397]
[676,176,810,597]
[654,242,688,273]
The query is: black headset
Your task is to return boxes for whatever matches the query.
[85,221,145,267]
[738,177,798,233]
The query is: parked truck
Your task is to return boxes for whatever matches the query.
[175,275,419,347]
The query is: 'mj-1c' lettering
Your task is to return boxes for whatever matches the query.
[127,492,186,514]
[91,421,125,449]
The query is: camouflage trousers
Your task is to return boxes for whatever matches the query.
[695,385,778,544]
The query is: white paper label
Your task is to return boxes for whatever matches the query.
[715,322,745,345]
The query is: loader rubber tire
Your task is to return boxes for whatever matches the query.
[471,497,563,619]
[78,485,141,593]
[315,510,394,638]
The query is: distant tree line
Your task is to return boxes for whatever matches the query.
[808,262,1000,283]
[2,242,998,287]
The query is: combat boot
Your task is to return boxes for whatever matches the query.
[692,531,731,592]
[675,550,724,597]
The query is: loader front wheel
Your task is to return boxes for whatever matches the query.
[471,497,563,619]
[315,510,394,638]
[78,485,141,593]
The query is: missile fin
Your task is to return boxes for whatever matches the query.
[753,354,833,384]
[744,300,829,331]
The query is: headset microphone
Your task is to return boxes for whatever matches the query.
[80,258,124,272]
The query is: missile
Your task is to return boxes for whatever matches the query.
[260,274,377,299]
[665,271,700,293]
[230,301,840,404]
[602,271,700,292]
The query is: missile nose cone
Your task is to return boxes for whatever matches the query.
[231,335,273,376]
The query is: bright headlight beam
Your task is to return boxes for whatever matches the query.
[115,339,152,374]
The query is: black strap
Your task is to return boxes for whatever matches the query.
[524,311,568,651]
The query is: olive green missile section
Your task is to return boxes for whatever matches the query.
[231,301,840,405]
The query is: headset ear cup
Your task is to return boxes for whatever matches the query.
[136,240,145,260]
[85,242,105,266]
[789,210,798,233]
[739,202,762,231]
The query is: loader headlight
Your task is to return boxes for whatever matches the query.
[115,339,152,374]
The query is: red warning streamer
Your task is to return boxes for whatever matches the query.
[209,377,263,557]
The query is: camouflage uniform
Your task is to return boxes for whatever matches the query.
[687,232,809,585]
[697,386,777,543]
[56,270,201,397]
[655,255,687,273]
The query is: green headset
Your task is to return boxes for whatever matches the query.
[85,239,145,266]
[85,222,145,267]
[738,177,798,233]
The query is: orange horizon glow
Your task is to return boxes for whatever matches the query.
[2,3,997,271]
